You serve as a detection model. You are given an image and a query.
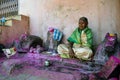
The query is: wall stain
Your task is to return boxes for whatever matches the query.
[100,0,105,5]
[58,5,64,11]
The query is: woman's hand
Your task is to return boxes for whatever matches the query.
[68,42,76,58]
[68,47,76,58]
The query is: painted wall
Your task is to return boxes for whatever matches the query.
[19,0,120,45]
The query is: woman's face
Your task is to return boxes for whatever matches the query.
[78,20,87,30]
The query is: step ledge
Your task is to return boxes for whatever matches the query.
[0,15,22,27]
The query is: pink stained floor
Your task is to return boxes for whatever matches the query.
[0,53,119,80]
[0,53,82,80]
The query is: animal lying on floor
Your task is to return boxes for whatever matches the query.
[11,33,43,53]
[2,33,43,58]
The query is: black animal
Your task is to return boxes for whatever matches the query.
[12,34,43,53]
[0,44,5,57]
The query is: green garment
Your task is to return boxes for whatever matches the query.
[67,27,93,48]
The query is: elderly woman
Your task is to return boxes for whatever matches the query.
[57,17,93,60]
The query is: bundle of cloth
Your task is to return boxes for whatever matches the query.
[48,27,63,41]
[45,27,63,54]
[53,28,63,41]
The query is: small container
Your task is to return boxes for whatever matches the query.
[44,60,49,67]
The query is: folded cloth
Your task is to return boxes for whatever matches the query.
[53,29,63,41]
[2,47,16,58]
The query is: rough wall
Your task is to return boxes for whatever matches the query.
[19,0,120,45]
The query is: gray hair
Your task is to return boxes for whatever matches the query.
[79,17,88,24]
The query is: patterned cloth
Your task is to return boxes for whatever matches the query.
[67,27,93,48]
[2,47,16,58]
[57,44,93,60]
[45,28,63,53]
[53,29,63,41]
[57,27,93,60]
